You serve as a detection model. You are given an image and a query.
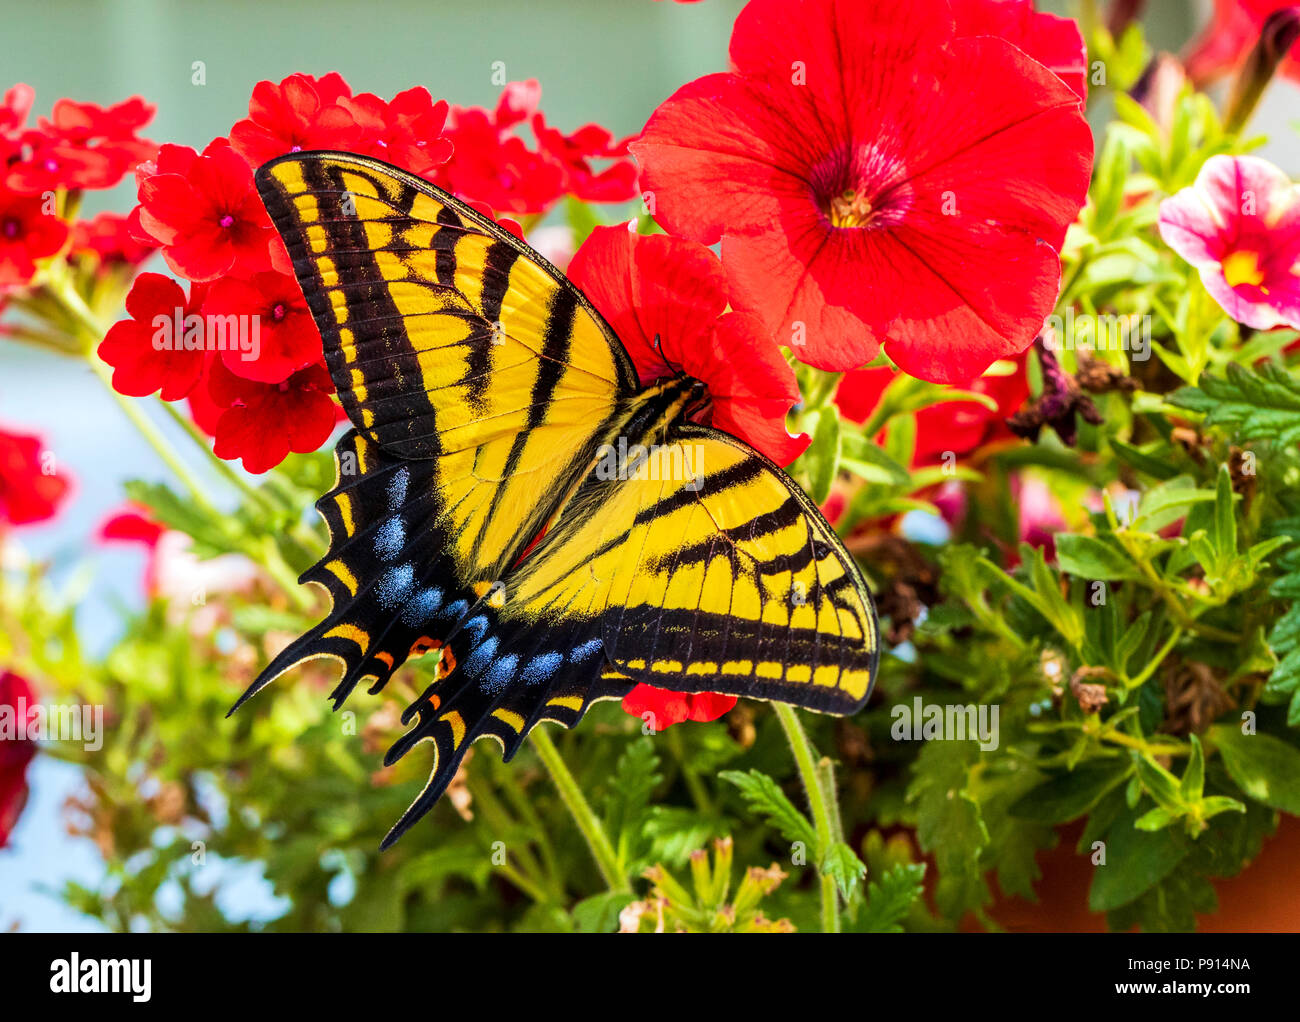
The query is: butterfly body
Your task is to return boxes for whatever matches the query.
[237,152,879,846]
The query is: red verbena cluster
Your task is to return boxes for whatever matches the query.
[1,85,156,288]
[99,72,640,473]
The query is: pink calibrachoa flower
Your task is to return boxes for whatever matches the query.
[631,0,1094,383]
[1158,154,1300,331]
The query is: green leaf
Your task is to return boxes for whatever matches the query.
[1109,437,1181,480]
[1009,761,1132,824]
[908,740,989,918]
[572,891,637,933]
[857,863,925,933]
[719,769,817,850]
[822,841,868,901]
[1210,725,1300,814]
[800,409,841,504]
[1055,535,1143,582]
[1169,361,1300,445]
[603,738,661,867]
[1089,807,1189,911]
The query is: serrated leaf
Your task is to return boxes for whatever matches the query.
[857,863,925,933]
[1170,362,1300,445]
[719,769,817,850]
[822,841,867,900]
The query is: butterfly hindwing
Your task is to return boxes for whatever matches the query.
[500,424,878,716]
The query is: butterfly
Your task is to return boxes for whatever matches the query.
[233,151,879,848]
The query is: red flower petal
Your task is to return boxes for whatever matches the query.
[621,683,737,729]
[632,0,1092,382]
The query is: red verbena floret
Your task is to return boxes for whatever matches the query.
[133,140,282,282]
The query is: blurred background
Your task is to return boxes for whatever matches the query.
[1,0,1294,931]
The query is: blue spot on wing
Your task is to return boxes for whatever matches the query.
[482,654,518,695]
[399,586,442,626]
[522,652,562,686]
[463,615,489,643]
[376,563,415,610]
[463,636,498,678]
[374,517,406,561]
[387,466,409,510]
[569,638,602,663]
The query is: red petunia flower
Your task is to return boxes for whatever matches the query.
[0,424,71,526]
[203,357,344,474]
[621,684,736,730]
[185,356,228,436]
[0,670,39,849]
[97,503,166,595]
[567,225,807,466]
[1185,0,1300,85]
[948,0,1089,101]
[98,272,210,401]
[203,271,318,384]
[338,87,453,179]
[836,353,1030,466]
[631,0,1093,383]
[228,72,362,168]
[0,192,68,286]
[1158,154,1300,331]
[72,211,157,267]
[134,140,280,282]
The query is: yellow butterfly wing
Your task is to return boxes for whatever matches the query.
[239,152,878,847]
[257,151,638,581]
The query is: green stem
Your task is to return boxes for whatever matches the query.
[1125,626,1183,690]
[87,357,221,516]
[465,771,559,902]
[529,726,629,894]
[773,703,841,933]
[666,725,713,815]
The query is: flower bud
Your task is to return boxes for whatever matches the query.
[1225,7,1300,133]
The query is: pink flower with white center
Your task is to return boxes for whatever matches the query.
[1158,154,1300,331]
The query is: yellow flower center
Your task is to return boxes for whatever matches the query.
[1221,249,1266,289]
[828,188,875,228]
